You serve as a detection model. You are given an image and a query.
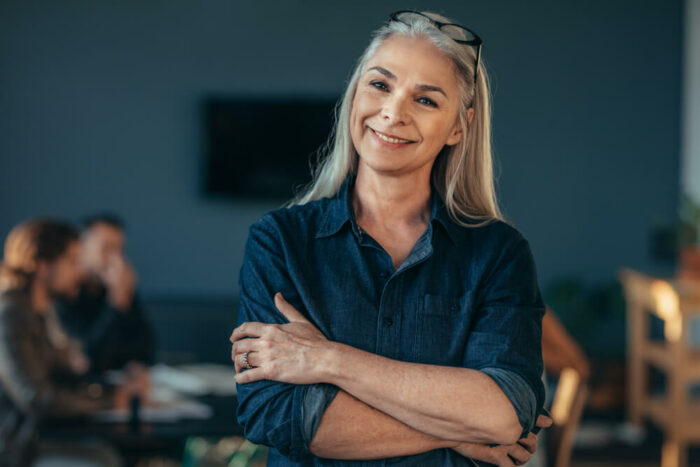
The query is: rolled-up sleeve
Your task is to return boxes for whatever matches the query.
[235,217,338,461]
[465,235,545,438]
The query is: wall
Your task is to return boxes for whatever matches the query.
[0,0,682,299]
[683,0,700,205]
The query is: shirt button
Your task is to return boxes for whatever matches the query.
[383,317,393,326]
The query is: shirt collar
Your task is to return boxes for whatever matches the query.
[314,172,458,243]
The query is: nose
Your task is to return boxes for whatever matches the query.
[381,92,408,125]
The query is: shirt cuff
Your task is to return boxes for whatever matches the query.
[301,383,340,448]
[481,367,537,439]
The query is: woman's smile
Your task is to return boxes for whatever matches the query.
[368,126,416,147]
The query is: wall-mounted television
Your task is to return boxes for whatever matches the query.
[204,97,337,200]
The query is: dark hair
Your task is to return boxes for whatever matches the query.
[81,212,125,232]
[0,219,79,291]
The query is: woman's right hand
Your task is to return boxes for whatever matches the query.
[451,413,552,466]
[451,436,534,466]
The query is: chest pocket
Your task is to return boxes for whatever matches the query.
[414,292,472,365]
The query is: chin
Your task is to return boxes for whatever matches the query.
[358,154,419,177]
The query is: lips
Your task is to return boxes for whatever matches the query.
[369,127,416,144]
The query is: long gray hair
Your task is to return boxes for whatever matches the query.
[286,11,503,227]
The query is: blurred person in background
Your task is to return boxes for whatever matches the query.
[0,218,146,466]
[56,213,155,374]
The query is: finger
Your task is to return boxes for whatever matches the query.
[230,322,270,343]
[235,366,267,384]
[507,444,531,465]
[231,345,239,372]
[274,293,309,324]
[495,452,516,467]
[536,414,553,428]
[517,432,537,453]
[234,351,258,373]
[232,338,260,357]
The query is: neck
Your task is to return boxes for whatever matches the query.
[352,163,432,231]
[30,280,51,314]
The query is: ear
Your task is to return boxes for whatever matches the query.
[34,260,49,281]
[445,116,464,146]
[446,107,475,146]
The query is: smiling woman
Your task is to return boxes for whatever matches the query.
[231,10,551,467]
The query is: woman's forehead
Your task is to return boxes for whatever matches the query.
[365,35,459,90]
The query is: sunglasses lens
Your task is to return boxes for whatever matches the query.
[440,24,477,43]
[392,12,477,44]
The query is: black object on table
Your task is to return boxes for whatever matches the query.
[41,395,243,465]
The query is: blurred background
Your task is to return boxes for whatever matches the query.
[1,0,699,466]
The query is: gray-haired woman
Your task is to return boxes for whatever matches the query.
[231,10,552,466]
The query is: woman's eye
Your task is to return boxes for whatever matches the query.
[417,97,437,107]
[370,80,389,91]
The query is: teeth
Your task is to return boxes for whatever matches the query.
[373,129,412,144]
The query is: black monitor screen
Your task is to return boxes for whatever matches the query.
[204,98,337,200]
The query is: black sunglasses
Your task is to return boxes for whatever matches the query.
[387,10,483,85]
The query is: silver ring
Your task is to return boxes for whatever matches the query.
[242,351,252,369]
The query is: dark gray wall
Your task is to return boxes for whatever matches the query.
[0,0,682,298]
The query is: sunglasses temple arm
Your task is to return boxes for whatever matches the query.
[474,45,482,84]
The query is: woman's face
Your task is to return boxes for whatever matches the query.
[350,34,463,178]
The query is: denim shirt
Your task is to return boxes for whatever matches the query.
[235,172,546,466]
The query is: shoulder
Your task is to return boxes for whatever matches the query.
[248,197,334,240]
[0,289,29,328]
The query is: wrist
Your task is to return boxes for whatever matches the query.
[319,341,351,384]
[443,439,461,449]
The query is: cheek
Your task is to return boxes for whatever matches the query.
[423,120,452,146]
[353,90,378,121]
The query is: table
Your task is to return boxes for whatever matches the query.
[41,395,243,465]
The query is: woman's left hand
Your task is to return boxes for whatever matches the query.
[230,293,332,385]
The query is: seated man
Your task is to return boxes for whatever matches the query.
[0,219,144,466]
[56,213,155,372]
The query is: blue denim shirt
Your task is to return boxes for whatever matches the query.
[235,172,546,466]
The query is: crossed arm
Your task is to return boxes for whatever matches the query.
[311,388,546,463]
[232,293,547,464]
[232,219,548,464]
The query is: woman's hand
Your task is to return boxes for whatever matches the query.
[452,414,552,466]
[231,293,332,385]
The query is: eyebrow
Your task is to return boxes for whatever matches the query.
[367,66,448,98]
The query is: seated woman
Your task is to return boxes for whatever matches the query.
[0,219,146,466]
[231,10,551,466]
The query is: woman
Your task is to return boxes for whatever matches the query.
[0,219,143,466]
[231,10,551,466]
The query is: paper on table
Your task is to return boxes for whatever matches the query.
[150,363,237,396]
[175,363,238,396]
[90,396,212,423]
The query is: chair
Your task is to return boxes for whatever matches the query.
[619,268,700,467]
[546,367,589,467]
